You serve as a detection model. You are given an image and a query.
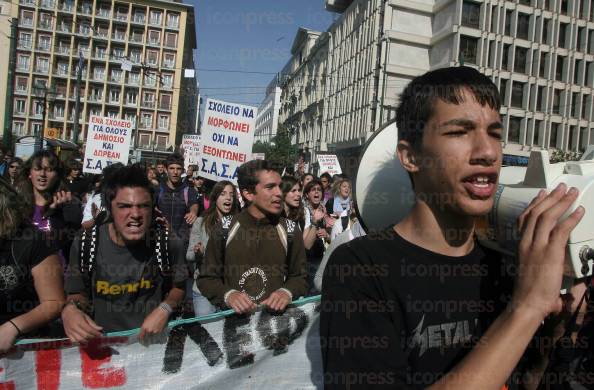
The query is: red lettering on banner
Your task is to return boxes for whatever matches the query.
[36,349,61,390]
[80,338,128,389]
[0,368,15,390]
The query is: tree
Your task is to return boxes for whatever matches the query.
[252,124,298,170]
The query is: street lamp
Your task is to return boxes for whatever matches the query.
[33,81,57,151]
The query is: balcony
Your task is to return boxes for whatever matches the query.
[92,73,105,81]
[19,19,34,28]
[37,43,51,52]
[35,66,49,74]
[78,5,92,15]
[129,55,141,63]
[87,95,103,103]
[58,24,72,34]
[166,21,179,29]
[132,15,145,24]
[54,68,70,77]
[147,39,160,47]
[56,46,70,55]
[129,35,144,44]
[114,13,128,22]
[38,21,53,30]
[163,61,175,69]
[159,103,172,111]
[19,0,36,5]
[18,40,32,49]
[78,26,92,36]
[96,9,110,19]
[59,3,74,12]
[125,99,137,106]
[111,34,126,42]
[93,52,106,60]
[110,74,123,83]
[40,0,55,9]
[149,18,162,26]
[128,77,140,86]
[141,101,155,109]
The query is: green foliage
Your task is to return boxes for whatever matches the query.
[549,149,583,163]
[252,124,298,169]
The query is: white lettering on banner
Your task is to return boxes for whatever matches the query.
[83,115,133,174]
[201,98,257,184]
[1,300,323,389]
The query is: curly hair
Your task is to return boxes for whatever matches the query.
[0,177,30,238]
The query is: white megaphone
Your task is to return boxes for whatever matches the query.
[354,121,594,282]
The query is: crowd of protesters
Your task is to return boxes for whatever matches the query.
[0,145,356,352]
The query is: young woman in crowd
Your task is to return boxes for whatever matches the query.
[2,157,23,186]
[187,180,240,315]
[302,179,331,293]
[319,172,333,206]
[300,173,315,194]
[16,150,82,267]
[192,175,210,215]
[326,178,352,216]
[281,175,304,225]
[0,177,65,353]
[63,159,86,199]
[146,166,161,190]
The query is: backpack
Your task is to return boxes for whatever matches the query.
[79,222,171,276]
[219,215,297,271]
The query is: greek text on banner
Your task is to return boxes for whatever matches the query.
[83,115,133,174]
[200,99,257,183]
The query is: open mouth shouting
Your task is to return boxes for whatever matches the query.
[462,172,498,199]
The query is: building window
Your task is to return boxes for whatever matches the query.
[149,10,162,25]
[517,14,530,40]
[572,92,580,117]
[582,95,590,119]
[577,27,586,52]
[146,50,159,65]
[505,10,513,36]
[15,76,28,93]
[163,53,175,68]
[502,44,511,70]
[500,79,508,104]
[159,94,172,110]
[20,10,34,26]
[17,54,30,71]
[514,47,528,73]
[537,85,545,111]
[568,126,577,150]
[142,92,155,108]
[542,19,550,44]
[14,99,26,114]
[574,59,582,84]
[35,57,50,73]
[166,13,180,28]
[552,89,561,114]
[164,32,177,48]
[12,121,25,136]
[148,30,161,46]
[161,73,173,88]
[141,113,153,128]
[139,133,150,147]
[558,23,568,49]
[18,32,32,49]
[539,52,547,77]
[533,120,542,146]
[459,36,479,64]
[156,135,167,148]
[109,88,120,103]
[126,90,137,105]
[37,35,51,51]
[129,72,140,85]
[508,117,522,143]
[511,82,525,108]
[555,56,565,81]
[560,0,568,15]
[158,114,170,130]
[461,1,481,29]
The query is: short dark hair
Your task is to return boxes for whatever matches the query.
[102,164,153,215]
[303,178,323,195]
[320,172,332,181]
[64,158,81,175]
[237,159,277,194]
[165,153,184,168]
[396,66,500,149]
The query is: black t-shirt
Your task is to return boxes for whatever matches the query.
[0,226,57,325]
[320,228,513,389]
[65,224,188,332]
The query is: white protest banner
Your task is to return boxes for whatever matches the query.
[200,99,257,183]
[252,153,265,160]
[317,154,342,176]
[181,134,201,170]
[1,297,323,389]
[83,116,133,174]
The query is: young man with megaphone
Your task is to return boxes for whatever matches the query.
[320,66,588,389]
